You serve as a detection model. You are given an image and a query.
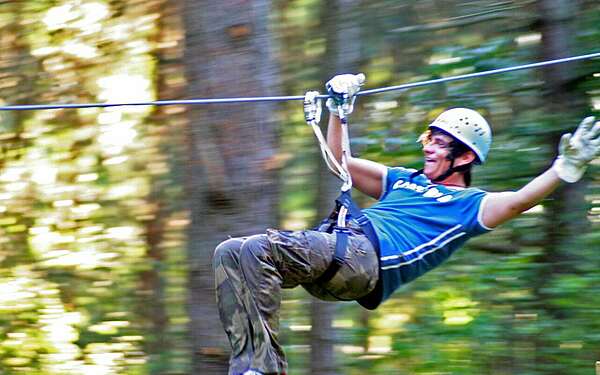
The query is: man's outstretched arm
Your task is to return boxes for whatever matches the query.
[482,116,600,228]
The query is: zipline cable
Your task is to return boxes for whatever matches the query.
[1,52,599,111]
[357,51,600,96]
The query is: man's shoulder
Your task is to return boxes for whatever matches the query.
[450,186,488,201]
[464,186,488,194]
[389,166,419,173]
[387,166,421,181]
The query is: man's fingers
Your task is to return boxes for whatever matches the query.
[326,81,340,94]
[326,74,365,96]
[559,133,572,154]
[587,120,600,140]
[355,73,366,86]
[575,116,595,138]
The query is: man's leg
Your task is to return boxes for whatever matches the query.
[214,238,257,374]
[214,231,333,374]
[214,229,378,374]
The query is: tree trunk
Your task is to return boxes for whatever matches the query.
[536,0,587,314]
[534,0,587,373]
[183,1,281,373]
[309,1,362,373]
[139,1,186,372]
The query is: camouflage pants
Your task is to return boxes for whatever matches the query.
[213,227,379,375]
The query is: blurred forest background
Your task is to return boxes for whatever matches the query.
[0,0,599,374]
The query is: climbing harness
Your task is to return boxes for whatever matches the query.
[1,52,599,111]
[303,90,379,286]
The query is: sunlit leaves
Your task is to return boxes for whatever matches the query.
[0,0,179,374]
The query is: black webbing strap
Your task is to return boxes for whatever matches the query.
[315,190,379,284]
[337,191,379,248]
[315,226,350,284]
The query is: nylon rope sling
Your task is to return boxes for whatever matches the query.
[303,91,379,287]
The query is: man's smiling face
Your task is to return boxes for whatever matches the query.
[421,130,454,181]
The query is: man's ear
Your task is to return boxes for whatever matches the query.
[454,150,476,167]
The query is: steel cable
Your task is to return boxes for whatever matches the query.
[1,52,599,111]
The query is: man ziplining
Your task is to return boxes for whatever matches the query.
[212,73,600,375]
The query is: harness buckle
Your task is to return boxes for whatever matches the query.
[355,215,370,226]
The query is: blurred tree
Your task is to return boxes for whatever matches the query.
[536,0,588,274]
[1,0,175,373]
[0,3,41,372]
[140,0,188,373]
[532,0,590,373]
[309,0,364,373]
[183,1,282,373]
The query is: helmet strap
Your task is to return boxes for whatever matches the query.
[432,158,456,183]
[432,158,473,185]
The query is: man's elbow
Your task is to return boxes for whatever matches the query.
[485,192,529,227]
[508,196,537,216]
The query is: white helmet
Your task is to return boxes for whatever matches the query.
[428,108,492,163]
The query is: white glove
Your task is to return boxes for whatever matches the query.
[303,91,322,124]
[552,116,600,183]
[325,73,365,117]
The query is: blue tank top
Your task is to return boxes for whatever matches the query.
[357,167,491,309]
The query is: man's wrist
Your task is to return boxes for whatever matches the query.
[326,98,340,117]
[552,156,585,183]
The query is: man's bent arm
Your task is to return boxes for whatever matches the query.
[327,114,386,199]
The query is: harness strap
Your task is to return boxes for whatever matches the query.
[315,190,379,285]
[336,190,379,251]
[315,226,350,284]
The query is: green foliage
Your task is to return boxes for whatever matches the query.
[0,0,188,373]
[1,0,599,374]
[277,0,600,374]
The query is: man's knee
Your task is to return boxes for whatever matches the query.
[213,237,244,269]
[239,234,272,266]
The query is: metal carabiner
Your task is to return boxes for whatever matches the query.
[303,91,322,125]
